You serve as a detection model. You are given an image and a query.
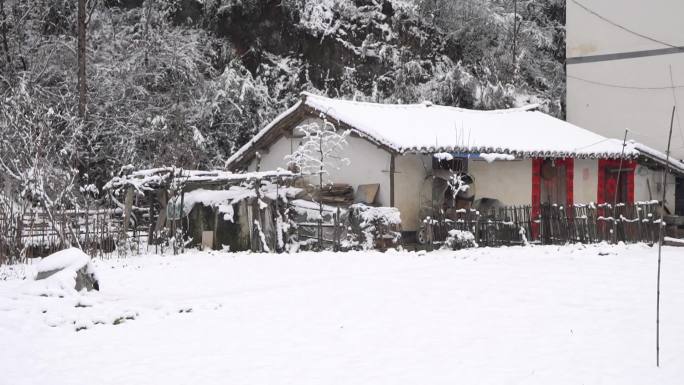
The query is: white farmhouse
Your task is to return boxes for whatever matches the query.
[226,92,684,239]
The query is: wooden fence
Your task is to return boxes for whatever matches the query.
[0,200,669,263]
[0,206,153,264]
[294,206,346,250]
[425,202,663,248]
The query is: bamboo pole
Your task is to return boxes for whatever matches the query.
[612,129,629,243]
[180,189,185,254]
[656,105,675,367]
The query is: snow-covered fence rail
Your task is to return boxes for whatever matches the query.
[537,202,662,245]
[424,201,664,248]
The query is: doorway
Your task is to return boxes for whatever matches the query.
[676,177,684,216]
[597,159,635,205]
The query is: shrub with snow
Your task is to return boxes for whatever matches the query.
[443,229,478,250]
[348,204,402,250]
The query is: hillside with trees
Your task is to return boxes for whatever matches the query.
[0,0,565,207]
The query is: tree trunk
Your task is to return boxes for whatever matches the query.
[144,0,153,68]
[77,0,87,117]
[0,0,11,72]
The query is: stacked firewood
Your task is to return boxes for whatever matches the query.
[317,183,354,205]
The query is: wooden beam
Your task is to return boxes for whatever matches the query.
[390,153,396,207]
[122,187,134,238]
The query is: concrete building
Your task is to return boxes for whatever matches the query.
[566,0,684,214]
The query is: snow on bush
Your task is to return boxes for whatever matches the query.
[357,205,402,226]
[443,229,477,250]
[348,204,402,250]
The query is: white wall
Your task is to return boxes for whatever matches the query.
[248,118,392,207]
[570,160,676,211]
[567,0,684,160]
[635,164,676,213]
[468,159,532,206]
[395,154,429,231]
[573,159,599,204]
[248,133,294,172]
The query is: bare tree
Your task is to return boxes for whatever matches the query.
[286,117,350,247]
[0,0,11,73]
[77,0,86,117]
[0,85,81,254]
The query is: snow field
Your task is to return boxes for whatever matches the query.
[1,243,684,385]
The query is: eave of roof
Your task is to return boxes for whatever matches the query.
[633,142,684,175]
[225,100,305,168]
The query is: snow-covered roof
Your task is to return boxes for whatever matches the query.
[104,167,297,193]
[168,183,303,221]
[301,92,638,158]
[226,101,304,168]
[632,142,684,174]
[226,92,646,168]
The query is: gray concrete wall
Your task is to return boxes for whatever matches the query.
[635,164,676,213]
[567,0,684,160]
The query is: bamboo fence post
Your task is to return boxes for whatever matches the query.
[656,104,675,367]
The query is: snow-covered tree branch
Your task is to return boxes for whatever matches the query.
[285,116,350,248]
[285,118,351,180]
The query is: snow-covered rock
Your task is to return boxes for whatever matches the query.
[34,248,99,293]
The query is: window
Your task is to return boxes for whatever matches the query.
[432,156,468,172]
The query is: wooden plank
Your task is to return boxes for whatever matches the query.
[355,184,380,205]
[389,153,395,207]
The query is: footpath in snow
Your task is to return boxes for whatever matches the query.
[1,243,683,385]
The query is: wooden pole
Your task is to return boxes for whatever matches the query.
[657,105,675,367]
[274,178,279,252]
[390,153,396,207]
[613,129,629,243]
[512,0,517,69]
[122,187,134,239]
[333,206,341,251]
[212,209,219,250]
[318,135,324,250]
[179,189,185,254]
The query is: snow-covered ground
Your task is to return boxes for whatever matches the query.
[1,244,684,385]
